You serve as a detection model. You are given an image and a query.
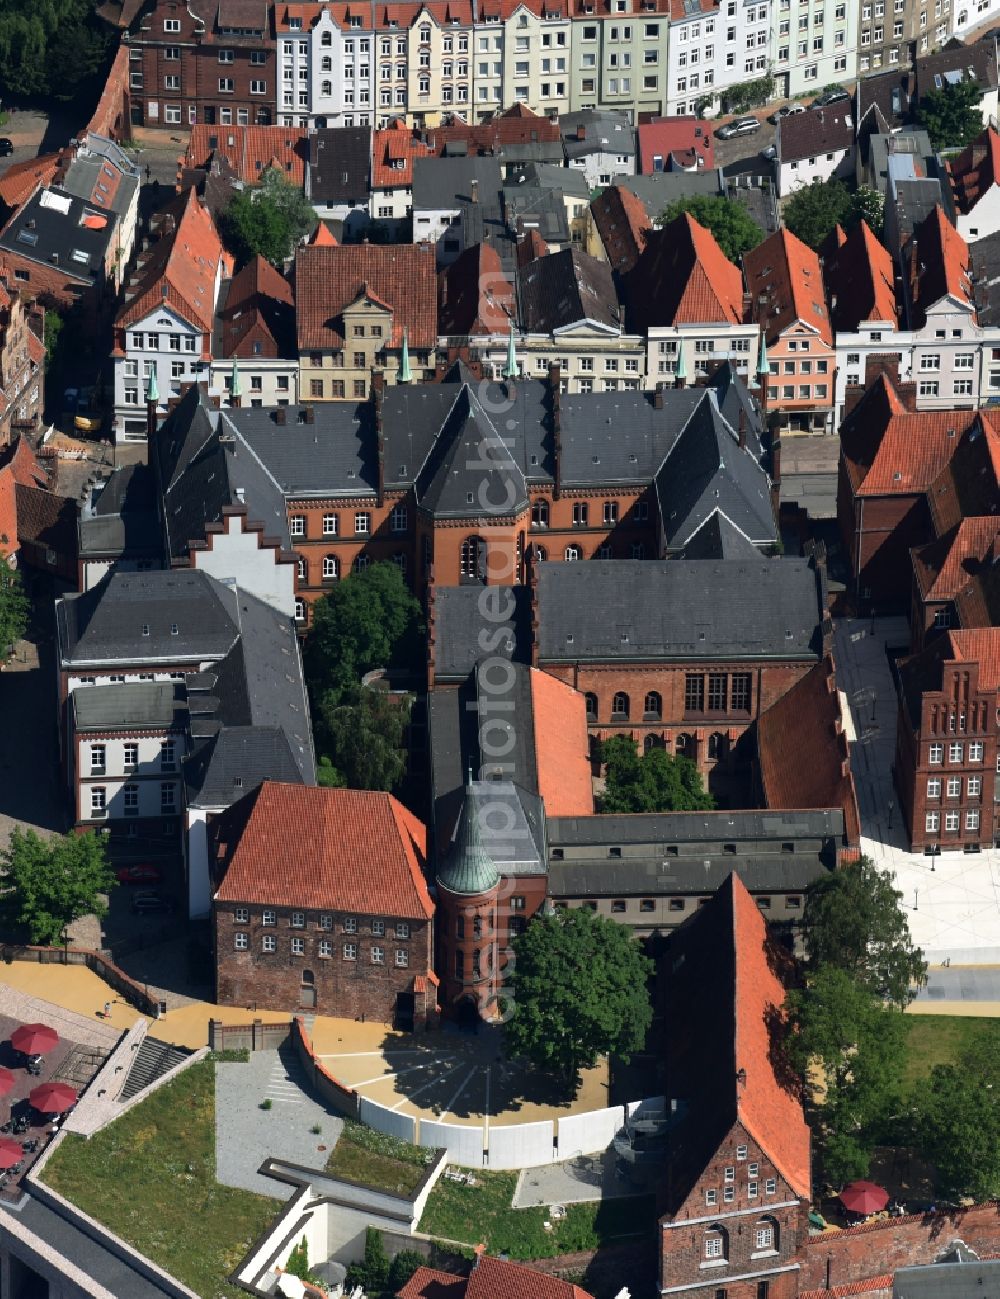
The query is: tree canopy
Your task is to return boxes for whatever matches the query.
[0,0,113,102]
[784,180,886,251]
[0,558,29,659]
[504,907,653,1086]
[316,687,411,793]
[600,735,714,814]
[1,828,115,945]
[915,1035,1000,1201]
[916,80,983,151]
[802,856,926,1006]
[785,964,907,1186]
[657,194,764,262]
[219,168,317,267]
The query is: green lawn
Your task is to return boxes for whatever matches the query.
[325,1120,431,1197]
[419,1168,655,1259]
[902,1015,1000,1090]
[43,1060,275,1299]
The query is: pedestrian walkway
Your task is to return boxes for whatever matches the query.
[834,615,1000,966]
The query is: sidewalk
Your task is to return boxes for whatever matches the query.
[834,615,1000,966]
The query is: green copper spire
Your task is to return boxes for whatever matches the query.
[230,356,242,400]
[675,341,687,383]
[145,367,159,405]
[503,318,518,380]
[437,778,499,898]
[757,330,769,379]
[399,327,412,383]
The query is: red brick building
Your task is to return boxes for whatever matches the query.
[910,517,1000,651]
[211,780,437,1025]
[126,0,276,131]
[894,628,1000,853]
[655,872,811,1298]
[401,1255,594,1299]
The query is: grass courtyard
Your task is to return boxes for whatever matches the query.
[901,1013,1000,1091]
[325,1119,432,1197]
[43,1059,275,1299]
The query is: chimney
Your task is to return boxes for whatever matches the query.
[470,178,479,204]
[738,408,746,449]
[303,404,315,424]
[275,407,286,425]
[653,382,664,409]
[550,363,562,499]
[373,372,385,504]
[576,123,586,141]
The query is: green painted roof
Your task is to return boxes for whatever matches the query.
[438,784,500,897]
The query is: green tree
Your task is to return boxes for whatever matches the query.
[220,168,317,267]
[318,688,411,793]
[802,857,926,1006]
[915,1038,1000,1200]
[0,558,29,659]
[304,561,423,709]
[852,184,885,234]
[916,79,983,151]
[43,310,62,369]
[658,194,764,262]
[345,1228,389,1293]
[785,964,907,1185]
[784,179,856,250]
[2,828,116,945]
[284,1237,310,1282]
[600,735,715,814]
[504,907,654,1087]
[387,1249,426,1290]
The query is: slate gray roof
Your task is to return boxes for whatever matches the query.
[969,230,1000,326]
[57,569,239,666]
[0,186,119,281]
[221,402,377,497]
[185,724,305,808]
[548,807,844,845]
[309,126,371,204]
[411,155,504,211]
[558,387,701,486]
[894,1259,1000,1298]
[534,557,824,662]
[517,246,622,334]
[777,104,854,166]
[78,462,162,560]
[502,185,570,245]
[508,162,590,200]
[561,110,636,161]
[72,681,188,731]
[414,383,529,518]
[655,390,776,549]
[677,511,764,559]
[706,360,767,461]
[617,170,721,220]
[430,585,530,682]
[548,855,828,898]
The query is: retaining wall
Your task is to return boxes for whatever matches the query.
[1,945,161,1017]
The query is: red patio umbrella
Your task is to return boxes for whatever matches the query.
[11,1024,59,1056]
[839,1180,889,1215]
[29,1081,76,1114]
[0,1068,14,1097]
[0,1138,23,1169]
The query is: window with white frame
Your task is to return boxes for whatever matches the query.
[344,942,357,960]
[966,809,980,830]
[945,811,960,831]
[949,742,964,762]
[235,932,248,950]
[371,945,385,964]
[262,934,276,952]
[291,937,305,956]
[970,742,984,762]
[263,909,276,926]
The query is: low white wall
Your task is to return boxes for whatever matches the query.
[488,1120,555,1170]
[360,1096,417,1144]
[418,1120,484,1167]
[556,1105,625,1159]
[627,1095,666,1120]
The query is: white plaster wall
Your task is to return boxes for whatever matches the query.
[191,514,295,617]
[359,1096,417,1143]
[418,1119,484,1167]
[488,1120,555,1169]
[556,1105,625,1158]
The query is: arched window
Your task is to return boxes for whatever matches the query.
[321,55,332,70]
[534,544,547,562]
[572,501,588,526]
[353,554,370,573]
[301,968,315,986]
[531,498,549,527]
[753,1217,778,1254]
[611,691,629,719]
[321,79,332,95]
[321,29,333,44]
[564,545,581,561]
[676,732,693,757]
[322,554,338,580]
[644,734,665,753]
[708,732,726,760]
[392,552,407,573]
[584,692,598,721]
[644,691,661,719]
[460,535,484,581]
[704,1225,728,1262]
[297,556,307,580]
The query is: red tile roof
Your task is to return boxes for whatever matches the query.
[217,254,295,360]
[428,104,560,156]
[840,373,978,497]
[213,781,434,918]
[950,124,1000,212]
[799,1277,894,1299]
[626,212,743,329]
[744,227,832,346]
[399,1269,469,1299]
[638,117,715,174]
[529,668,593,817]
[185,125,310,187]
[824,220,897,331]
[0,466,16,559]
[590,183,651,274]
[927,410,1000,533]
[0,154,61,212]
[757,656,861,848]
[371,123,435,190]
[401,1257,594,1299]
[310,220,337,247]
[295,243,437,350]
[912,516,1000,600]
[945,627,1000,691]
[117,188,228,338]
[906,205,974,327]
[438,242,514,337]
[0,434,48,489]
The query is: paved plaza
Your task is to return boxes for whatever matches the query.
[834,615,1000,966]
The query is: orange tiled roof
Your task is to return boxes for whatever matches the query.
[945,627,1000,691]
[438,242,514,336]
[213,781,434,918]
[907,205,974,326]
[950,124,1000,212]
[428,104,561,156]
[926,409,1000,533]
[799,1277,894,1299]
[840,373,977,497]
[0,466,16,558]
[310,220,337,246]
[371,124,435,190]
[185,125,309,187]
[824,220,897,331]
[1,434,48,489]
[401,1257,596,1298]
[399,1267,468,1299]
[217,254,295,360]
[637,116,714,174]
[528,668,593,817]
[744,227,832,346]
[295,242,437,350]
[0,154,61,212]
[626,212,743,329]
[117,188,228,336]
[590,183,651,275]
[757,656,861,848]
[912,516,1000,600]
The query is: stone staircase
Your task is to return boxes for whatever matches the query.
[119,1037,192,1101]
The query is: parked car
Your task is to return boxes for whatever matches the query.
[716,116,762,139]
[769,103,806,124]
[811,88,850,108]
[0,139,13,157]
[115,863,163,886]
[131,892,173,914]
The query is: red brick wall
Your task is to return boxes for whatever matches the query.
[85,42,131,140]
[214,901,431,1023]
[801,1202,1000,1292]
[838,475,931,610]
[660,1119,808,1296]
[1,254,96,315]
[436,882,500,1018]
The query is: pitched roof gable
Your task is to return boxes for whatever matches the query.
[414,383,528,517]
[906,204,974,327]
[927,411,1000,533]
[590,182,651,274]
[949,124,1000,213]
[438,242,514,336]
[743,227,832,346]
[528,669,593,817]
[295,243,437,349]
[212,780,433,917]
[517,245,621,333]
[912,516,1000,600]
[186,125,309,186]
[626,212,744,329]
[824,220,898,331]
[217,255,295,359]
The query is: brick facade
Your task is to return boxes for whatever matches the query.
[435,880,500,1020]
[214,900,433,1023]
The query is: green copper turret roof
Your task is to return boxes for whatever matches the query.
[399,327,412,383]
[503,318,518,380]
[230,357,243,399]
[437,780,500,898]
[675,341,687,381]
[145,368,159,404]
[757,331,769,378]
